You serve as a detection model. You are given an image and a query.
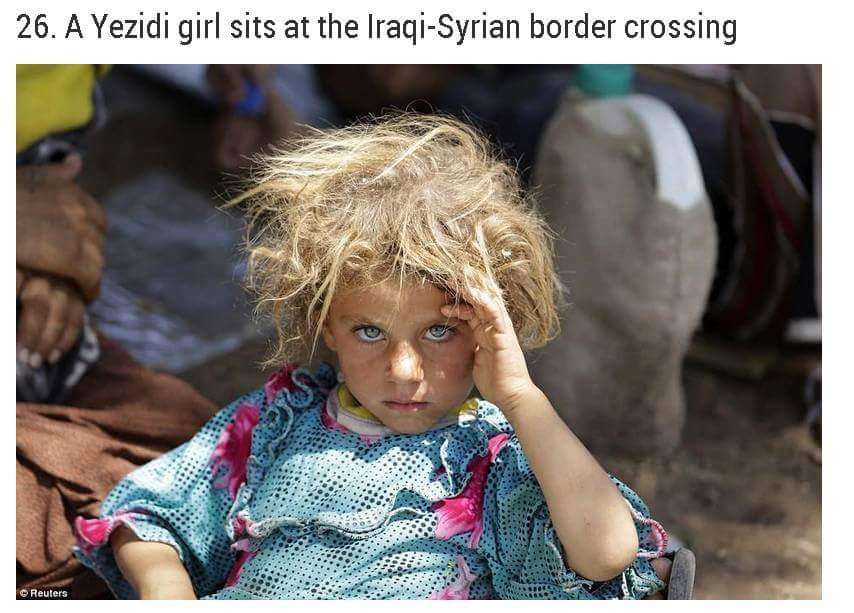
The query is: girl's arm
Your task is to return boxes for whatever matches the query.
[499,386,639,582]
[442,288,639,582]
[111,525,197,599]
[75,391,269,598]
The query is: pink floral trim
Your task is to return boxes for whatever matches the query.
[73,511,137,556]
[429,555,478,599]
[232,514,252,537]
[225,550,257,587]
[210,402,261,499]
[432,433,510,548]
[264,364,298,405]
[225,513,259,587]
[625,500,669,559]
[231,512,258,550]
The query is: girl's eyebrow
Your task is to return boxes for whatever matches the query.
[342,314,384,326]
[341,313,461,327]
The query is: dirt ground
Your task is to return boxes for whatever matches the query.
[609,365,821,599]
[83,67,822,600]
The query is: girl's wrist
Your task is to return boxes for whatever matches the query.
[498,382,549,423]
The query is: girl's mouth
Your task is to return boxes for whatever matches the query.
[383,401,430,412]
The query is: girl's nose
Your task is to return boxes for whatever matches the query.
[386,341,423,384]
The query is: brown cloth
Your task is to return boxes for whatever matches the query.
[16,335,217,599]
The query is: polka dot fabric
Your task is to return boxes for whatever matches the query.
[73,363,666,599]
[480,440,666,599]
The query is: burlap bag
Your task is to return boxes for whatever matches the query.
[529,93,717,457]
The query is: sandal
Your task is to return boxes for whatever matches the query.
[666,547,696,600]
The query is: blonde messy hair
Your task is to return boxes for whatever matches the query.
[234,113,562,366]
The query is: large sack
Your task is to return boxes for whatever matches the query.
[530,93,717,457]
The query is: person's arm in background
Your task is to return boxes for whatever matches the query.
[205,65,303,171]
[16,154,106,303]
[16,154,105,366]
[205,64,273,107]
[17,271,85,367]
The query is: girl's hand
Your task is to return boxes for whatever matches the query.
[441,285,537,414]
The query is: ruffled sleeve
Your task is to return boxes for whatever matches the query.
[72,390,266,598]
[477,436,668,600]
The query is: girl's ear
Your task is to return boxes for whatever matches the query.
[321,323,338,352]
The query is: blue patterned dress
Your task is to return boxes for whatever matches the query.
[73,363,668,599]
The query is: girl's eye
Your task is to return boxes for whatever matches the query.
[425,325,454,341]
[355,326,384,342]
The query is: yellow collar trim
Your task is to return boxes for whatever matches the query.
[337,384,479,423]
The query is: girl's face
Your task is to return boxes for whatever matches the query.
[321,280,477,434]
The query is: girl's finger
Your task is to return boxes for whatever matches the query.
[443,302,492,342]
[444,302,485,325]
[34,284,69,359]
[466,286,509,332]
[440,303,474,319]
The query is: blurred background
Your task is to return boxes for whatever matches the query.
[16,64,821,598]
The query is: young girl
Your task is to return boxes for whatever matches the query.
[73,115,676,599]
